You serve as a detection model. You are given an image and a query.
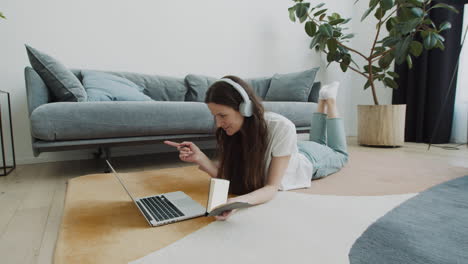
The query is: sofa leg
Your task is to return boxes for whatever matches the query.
[94,147,112,173]
[93,147,104,159]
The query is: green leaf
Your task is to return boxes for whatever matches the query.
[369,0,379,8]
[374,7,385,20]
[423,33,437,49]
[331,12,341,19]
[310,35,321,49]
[435,40,445,51]
[319,24,333,37]
[399,7,414,21]
[422,18,433,25]
[381,36,400,47]
[410,7,424,18]
[375,74,385,81]
[432,3,459,14]
[296,3,309,19]
[395,36,411,64]
[364,80,371,90]
[407,0,424,6]
[420,31,429,38]
[342,33,355,39]
[439,22,451,32]
[340,61,349,72]
[288,7,296,22]
[361,7,375,21]
[313,3,326,9]
[381,0,395,11]
[397,18,421,35]
[406,55,413,69]
[378,53,394,69]
[314,9,328,17]
[387,71,400,79]
[433,33,445,43]
[383,77,398,89]
[305,21,317,37]
[364,65,382,73]
[342,54,351,65]
[329,18,345,25]
[409,40,423,56]
[333,30,342,38]
[327,38,338,53]
[0,12,5,19]
[341,18,352,24]
[299,13,308,23]
[372,46,386,56]
[319,13,326,21]
[319,37,327,51]
[386,17,397,31]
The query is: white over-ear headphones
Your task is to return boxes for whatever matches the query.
[216,78,253,117]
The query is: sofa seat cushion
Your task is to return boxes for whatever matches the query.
[30,102,214,141]
[30,101,317,141]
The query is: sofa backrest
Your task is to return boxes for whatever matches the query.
[24,67,321,115]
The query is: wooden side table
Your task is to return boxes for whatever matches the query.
[0,90,16,176]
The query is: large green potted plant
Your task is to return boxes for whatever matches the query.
[288,0,458,146]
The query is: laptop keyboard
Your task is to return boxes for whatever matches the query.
[139,195,185,222]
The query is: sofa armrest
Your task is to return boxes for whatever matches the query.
[24,66,51,116]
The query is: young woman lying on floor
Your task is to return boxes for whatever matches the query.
[165,76,348,220]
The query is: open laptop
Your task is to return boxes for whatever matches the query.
[106,160,207,227]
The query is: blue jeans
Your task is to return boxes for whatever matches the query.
[298,113,348,179]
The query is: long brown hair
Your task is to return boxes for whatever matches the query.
[205,75,268,195]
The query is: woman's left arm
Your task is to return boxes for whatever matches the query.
[239,155,290,204]
[215,155,290,220]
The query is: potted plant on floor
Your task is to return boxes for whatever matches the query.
[288,0,458,146]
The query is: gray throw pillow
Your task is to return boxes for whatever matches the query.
[81,70,153,101]
[264,67,319,102]
[184,74,217,102]
[308,82,321,103]
[246,77,272,99]
[25,45,87,102]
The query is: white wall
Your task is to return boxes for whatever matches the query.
[0,0,391,164]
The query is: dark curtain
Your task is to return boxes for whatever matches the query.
[392,1,467,143]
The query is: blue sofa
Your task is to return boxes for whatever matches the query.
[24,67,320,158]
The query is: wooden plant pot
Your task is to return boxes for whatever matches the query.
[357,104,406,147]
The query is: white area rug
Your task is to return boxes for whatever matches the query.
[130,192,416,264]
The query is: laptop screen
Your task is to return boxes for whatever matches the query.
[106,160,138,203]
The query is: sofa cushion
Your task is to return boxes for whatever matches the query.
[185,74,273,101]
[184,74,217,102]
[25,45,87,102]
[99,71,187,101]
[308,81,321,103]
[263,102,317,127]
[30,102,215,141]
[246,77,272,99]
[265,67,319,102]
[30,101,317,141]
[82,70,152,101]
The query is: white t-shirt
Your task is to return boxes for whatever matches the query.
[264,112,313,191]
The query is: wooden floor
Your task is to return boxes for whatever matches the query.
[0,137,467,264]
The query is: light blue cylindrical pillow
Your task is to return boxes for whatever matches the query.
[82,70,153,102]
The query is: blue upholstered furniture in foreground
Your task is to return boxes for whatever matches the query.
[24,67,320,157]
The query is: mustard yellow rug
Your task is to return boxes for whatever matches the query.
[54,148,468,264]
